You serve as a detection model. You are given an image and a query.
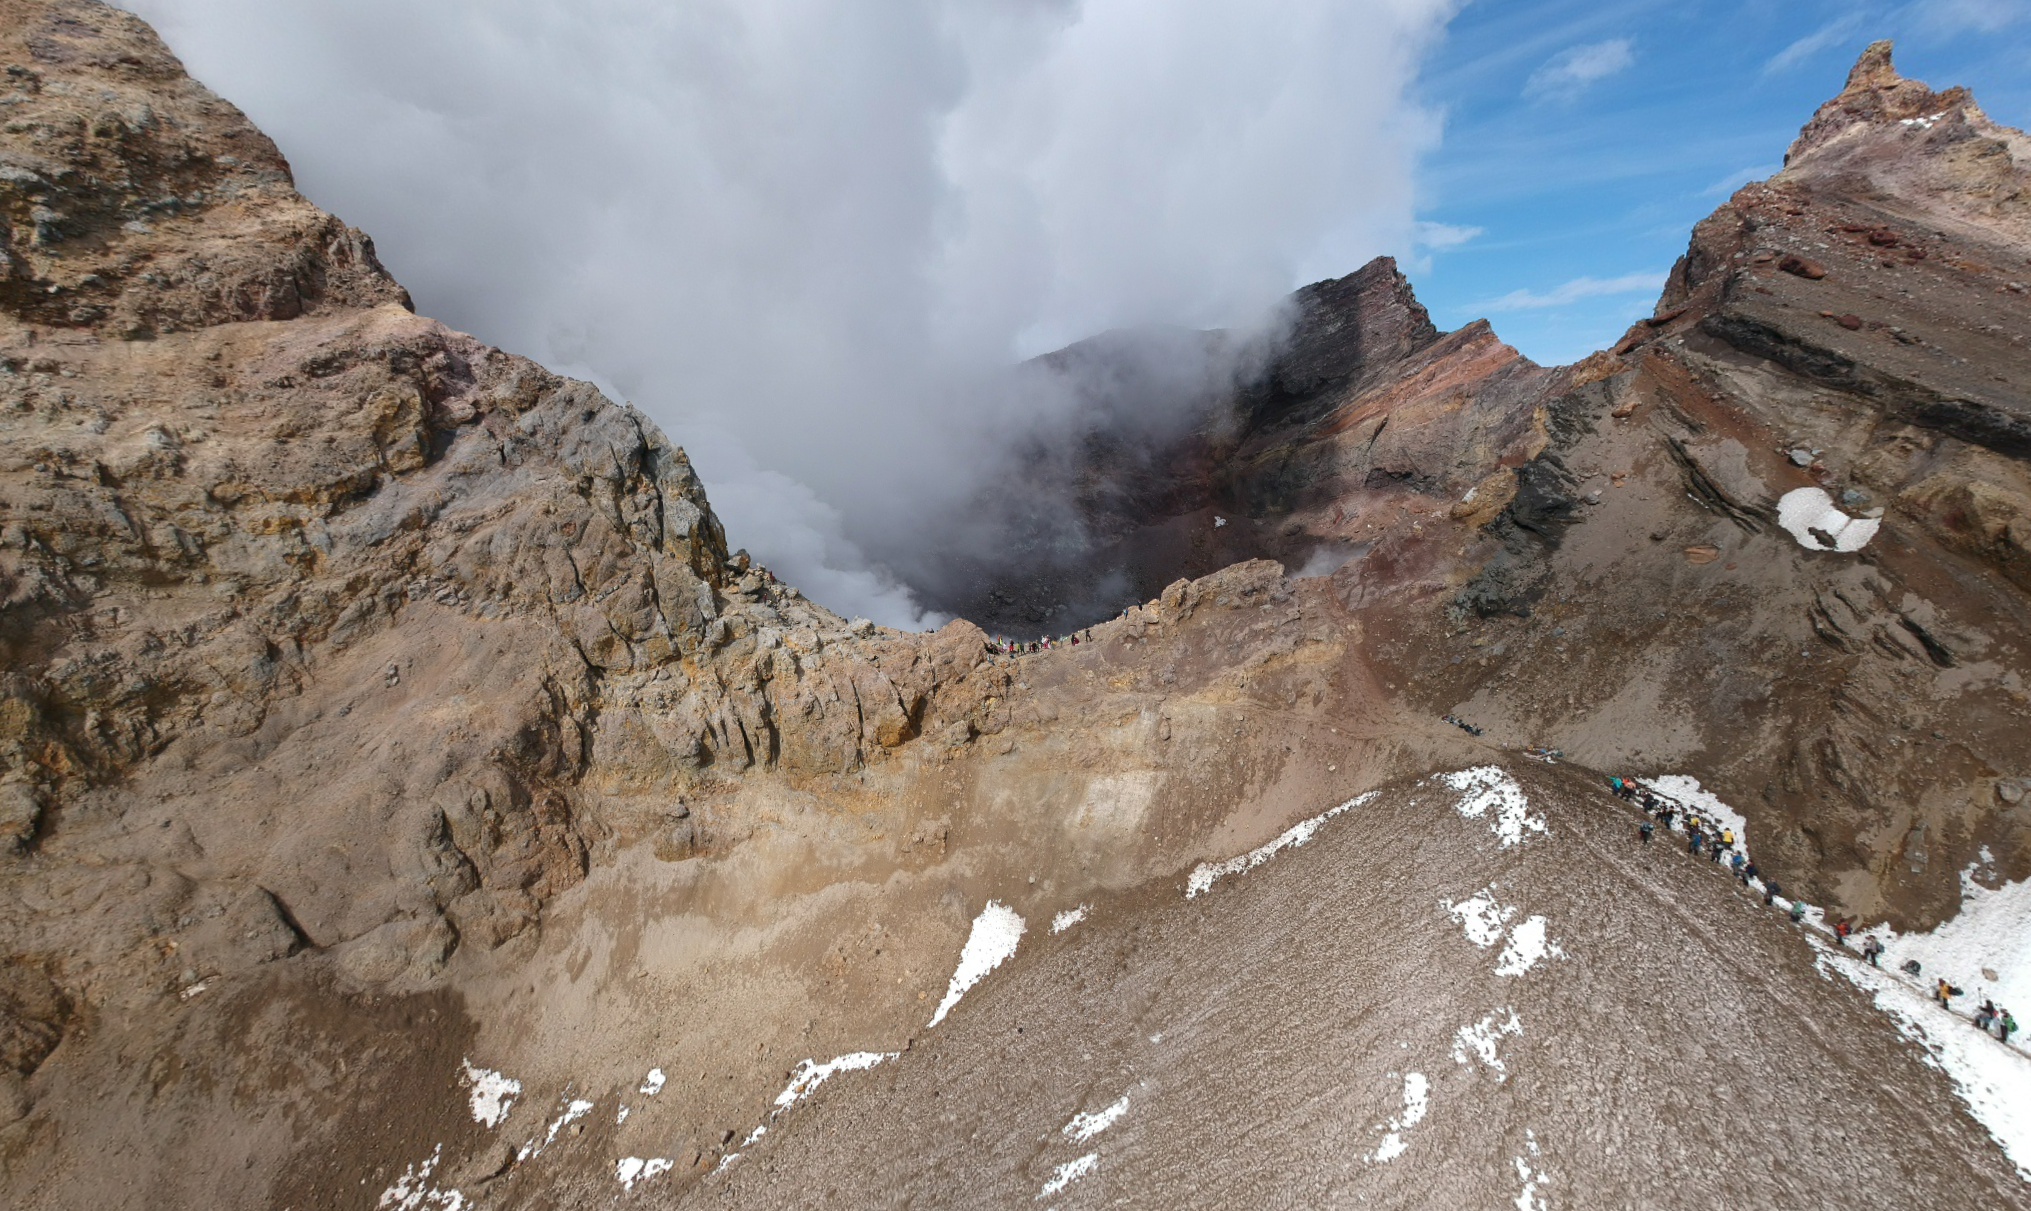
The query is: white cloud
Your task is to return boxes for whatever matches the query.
[122,0,1459,628]
[1765,14,1866,74]
[1700,164,1780,197]
[1523,38,1635,102]
[1478,271,1668,312]
[1910,0,2029,35]
[1414,220,1484,251]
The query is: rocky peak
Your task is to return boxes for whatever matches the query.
[1256,255,1442,411]
[1785,40,1979,166]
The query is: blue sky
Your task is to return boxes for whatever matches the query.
[1405,0,2031,366]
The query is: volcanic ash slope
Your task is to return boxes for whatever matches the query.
[700,764,2029,1210]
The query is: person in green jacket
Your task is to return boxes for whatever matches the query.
[1789,901,1807,924]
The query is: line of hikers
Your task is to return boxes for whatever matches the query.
[1612,774,2023,1047]
[990,633,1085,656]
[1442,714,1485,737]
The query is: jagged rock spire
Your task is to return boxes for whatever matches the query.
[1843,39,1901,93]
[1784,38,1977,166]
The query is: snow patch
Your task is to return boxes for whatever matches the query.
[519,1098,594,1161]
[715,1051,898,1177]
[1453,1009,1523,1081]
[1444,890,1563,976]
[1051,905,1089,934]
[378,1145,465,1211]
[929,902,1027,1027]
[1821,941,2031,1179]
[1869,861,2031,1015]
[1495,916,1566,977]
[1641,774,1749,855]
[1513,1131,1551,1211]
[460,1060,520,1129]
[775,1051,895,1110]
[615,1156,674,1192]
[1038,1152,1099,1199]
[616,1105,630,1125]
[1777,486,1881,552]
[1187,793,1376,898]
[1439,767,1545,847]
[638,1067,666,1096]
[1063,1095,1129,1143]
[1442,888,1516,948]
[1368,1072,1429,1164]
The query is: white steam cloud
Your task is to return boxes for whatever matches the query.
[123,0,1459,627]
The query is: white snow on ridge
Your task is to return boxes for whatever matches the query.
[775,1051,896,1110]
[1453,1009,1523,1081]
[1777,486,1881,553]
[1870,858,2031,1015]
[1038,1153,1099,1199]
[1821,942,2031,1179]
[1641,775,1750,855]
[1051,905,1089,934]
[1186,792,1376,898]
[1368,1072,1429,1164]
[929,901,1027,1027]
[1495,916,1566,978]
[1063,1095,1130,1143]
[460,1060,520,1129]
[717,1050,904,1176]
[1439,767,1545,847]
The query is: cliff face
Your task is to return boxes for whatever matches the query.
[2,10,2030,1210]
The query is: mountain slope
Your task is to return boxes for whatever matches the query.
[698,765,2027,1209]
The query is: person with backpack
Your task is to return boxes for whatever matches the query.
[1976,1001,1997,1032]
[1764,880,1781,907]
[1936,979,1958,1009]
[1639,820,1654,845]
[1688,829,1703,855]
[1790,900,1807,924]
[1861,936,1884,967]
[1659,806,1676,831]
[2001,1010,2018,1043]
[1834,918,1852,947]
[1730,852,1746,878]
[1720,828,1736,852]
[1742,860,1759,888]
